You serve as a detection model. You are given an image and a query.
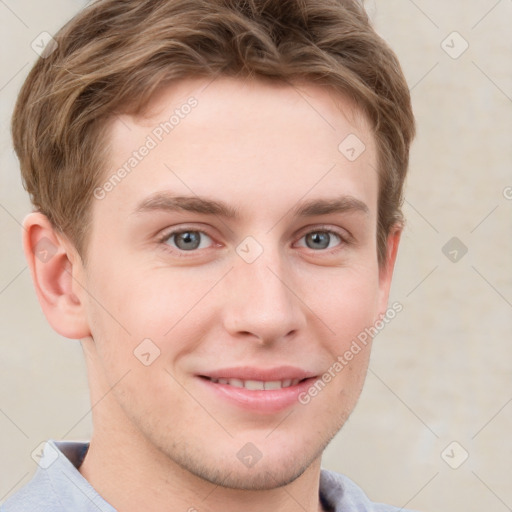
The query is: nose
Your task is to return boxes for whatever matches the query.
[220,244,306,345]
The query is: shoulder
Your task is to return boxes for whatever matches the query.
[1,440,114,512]
[1,468,63,512]
[320,469,419,512]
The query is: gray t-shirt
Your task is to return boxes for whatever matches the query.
[1,440,416,511]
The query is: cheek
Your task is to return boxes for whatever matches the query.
[83,263,221,364]
[304,265,381,343]
[299,266,379,405]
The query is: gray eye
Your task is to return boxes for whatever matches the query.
[303,231,340,250]
[169,231,202,250]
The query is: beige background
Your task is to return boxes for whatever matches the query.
[1,1,511,511]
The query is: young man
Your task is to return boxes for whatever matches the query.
[3,0,415,510]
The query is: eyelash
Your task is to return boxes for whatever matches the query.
[157,225,351,257]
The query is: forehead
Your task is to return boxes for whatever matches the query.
[98,77,378,222]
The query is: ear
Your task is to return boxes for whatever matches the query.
[377,225,402,314]
[23,212,90,339]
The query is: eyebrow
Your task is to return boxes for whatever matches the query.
[135,194,239,218]
[134,192,369,219]
[292,196,369,217]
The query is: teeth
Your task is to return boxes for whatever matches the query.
[229,378,244,388]
[209,377,302,389]
[245,380,265,390]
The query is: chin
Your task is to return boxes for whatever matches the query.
[155,429,332,491]
[182,456,315,491]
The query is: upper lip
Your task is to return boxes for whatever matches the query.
[199,366,317,382]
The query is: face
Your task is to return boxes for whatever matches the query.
[78,77,395,489]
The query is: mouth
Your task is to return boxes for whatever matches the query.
[196,367,318,414]
[200,376,307,390]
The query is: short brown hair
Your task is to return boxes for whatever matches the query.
[12,0,415,264]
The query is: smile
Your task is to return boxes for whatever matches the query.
[197,368,318,414]
[204,377,304,390]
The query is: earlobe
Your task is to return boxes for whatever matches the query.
[23,212,90,339]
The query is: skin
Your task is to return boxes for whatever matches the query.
[24,77,401,512]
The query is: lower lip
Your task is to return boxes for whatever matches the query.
[197,377,317,414]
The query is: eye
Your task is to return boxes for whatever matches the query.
[163,229,214,252]
[296,229,344,251]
